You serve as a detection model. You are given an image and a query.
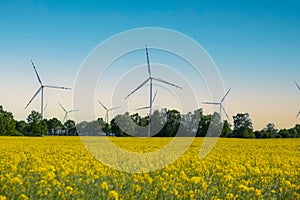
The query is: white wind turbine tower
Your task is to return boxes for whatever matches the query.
[58,103,79,123]
[202,88,231,120]
[97,100,121,124]
[125,46,182,136]
[295,82,300,118]
[25,60,71,118]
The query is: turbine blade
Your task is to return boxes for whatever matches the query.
[68,109,79,113]
[43,103,48,112]
[146,46,151,76]
[152,77,182,89]
[125,78,150,99]
[221,88,231,103]
[58,102,67,112]
[202,102,219,105]
[97,100,108,111]
[31,60,42,85]
[221,105,229,120]
[297,111,300,118]
[44,85,71,90]
[295,82,300,90]
[135,106,150,110]
[109,106,122,111]
[25,87,42,109]
[152,91,157,103]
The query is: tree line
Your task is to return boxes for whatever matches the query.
[0,105,300,138]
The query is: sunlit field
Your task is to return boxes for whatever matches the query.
[0,137,299,199]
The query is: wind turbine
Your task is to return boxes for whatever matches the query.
[125,46,182,135]
[135,91,157,111]
[58,103,79,123]
[202,88,231,120]
[25,60,71,118]
[97,100,121,123]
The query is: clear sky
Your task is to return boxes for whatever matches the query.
[0,0,299,130]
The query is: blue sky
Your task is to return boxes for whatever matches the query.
[0,0,300,129]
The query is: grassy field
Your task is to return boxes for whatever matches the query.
[0,137,299,199]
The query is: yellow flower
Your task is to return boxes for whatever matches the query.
[108,190,118,200]
[271,190,276,193]
[223,175,233,182]
[135,185,141,192]
[12,175,23,185]
[0,195,6,200]
[190,176,201,184]
[65,186,73,194]
[225,193,234,199]
[255,189,262,196]
[238,184,249,192]
[19,194,29,200]
[173,189,178,196]
[101,181,109,191]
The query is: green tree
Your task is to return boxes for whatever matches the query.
[64,119,77,136]
[263,123,278,138]
[111,112,135,136]
[159,109,181,137]
[221,120,232,137]
[46,117,63,135]
[76,120,103,136]
[26,110,47,136]
[182,109,203,136]
[16,120,27,136]
[0,105,17,136]
[232,113,255,138]
[197,114,211,137]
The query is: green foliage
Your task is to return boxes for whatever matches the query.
[46,117,63,135]
[64,119,77,136]
[0,104,300,139]
[26,110,47,136]
[0,105,17,136]
[231,113,255,138]
[221,120,232,137]
[16,120,27,135]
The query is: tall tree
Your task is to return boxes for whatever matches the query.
[197,114,211,137]
[46,117,63,135]
[64,119,77,136]
[221,120,232,137]
[159,109,181,137]
[232,113,255,138]
[16,120,27,135]
[0,105,17,136]
[26,110,47,136]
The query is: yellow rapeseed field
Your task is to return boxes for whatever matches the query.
[0,137,299,199]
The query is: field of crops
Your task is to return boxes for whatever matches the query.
[0,137,299,199]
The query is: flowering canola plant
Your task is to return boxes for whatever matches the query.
[0,137,299,199]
